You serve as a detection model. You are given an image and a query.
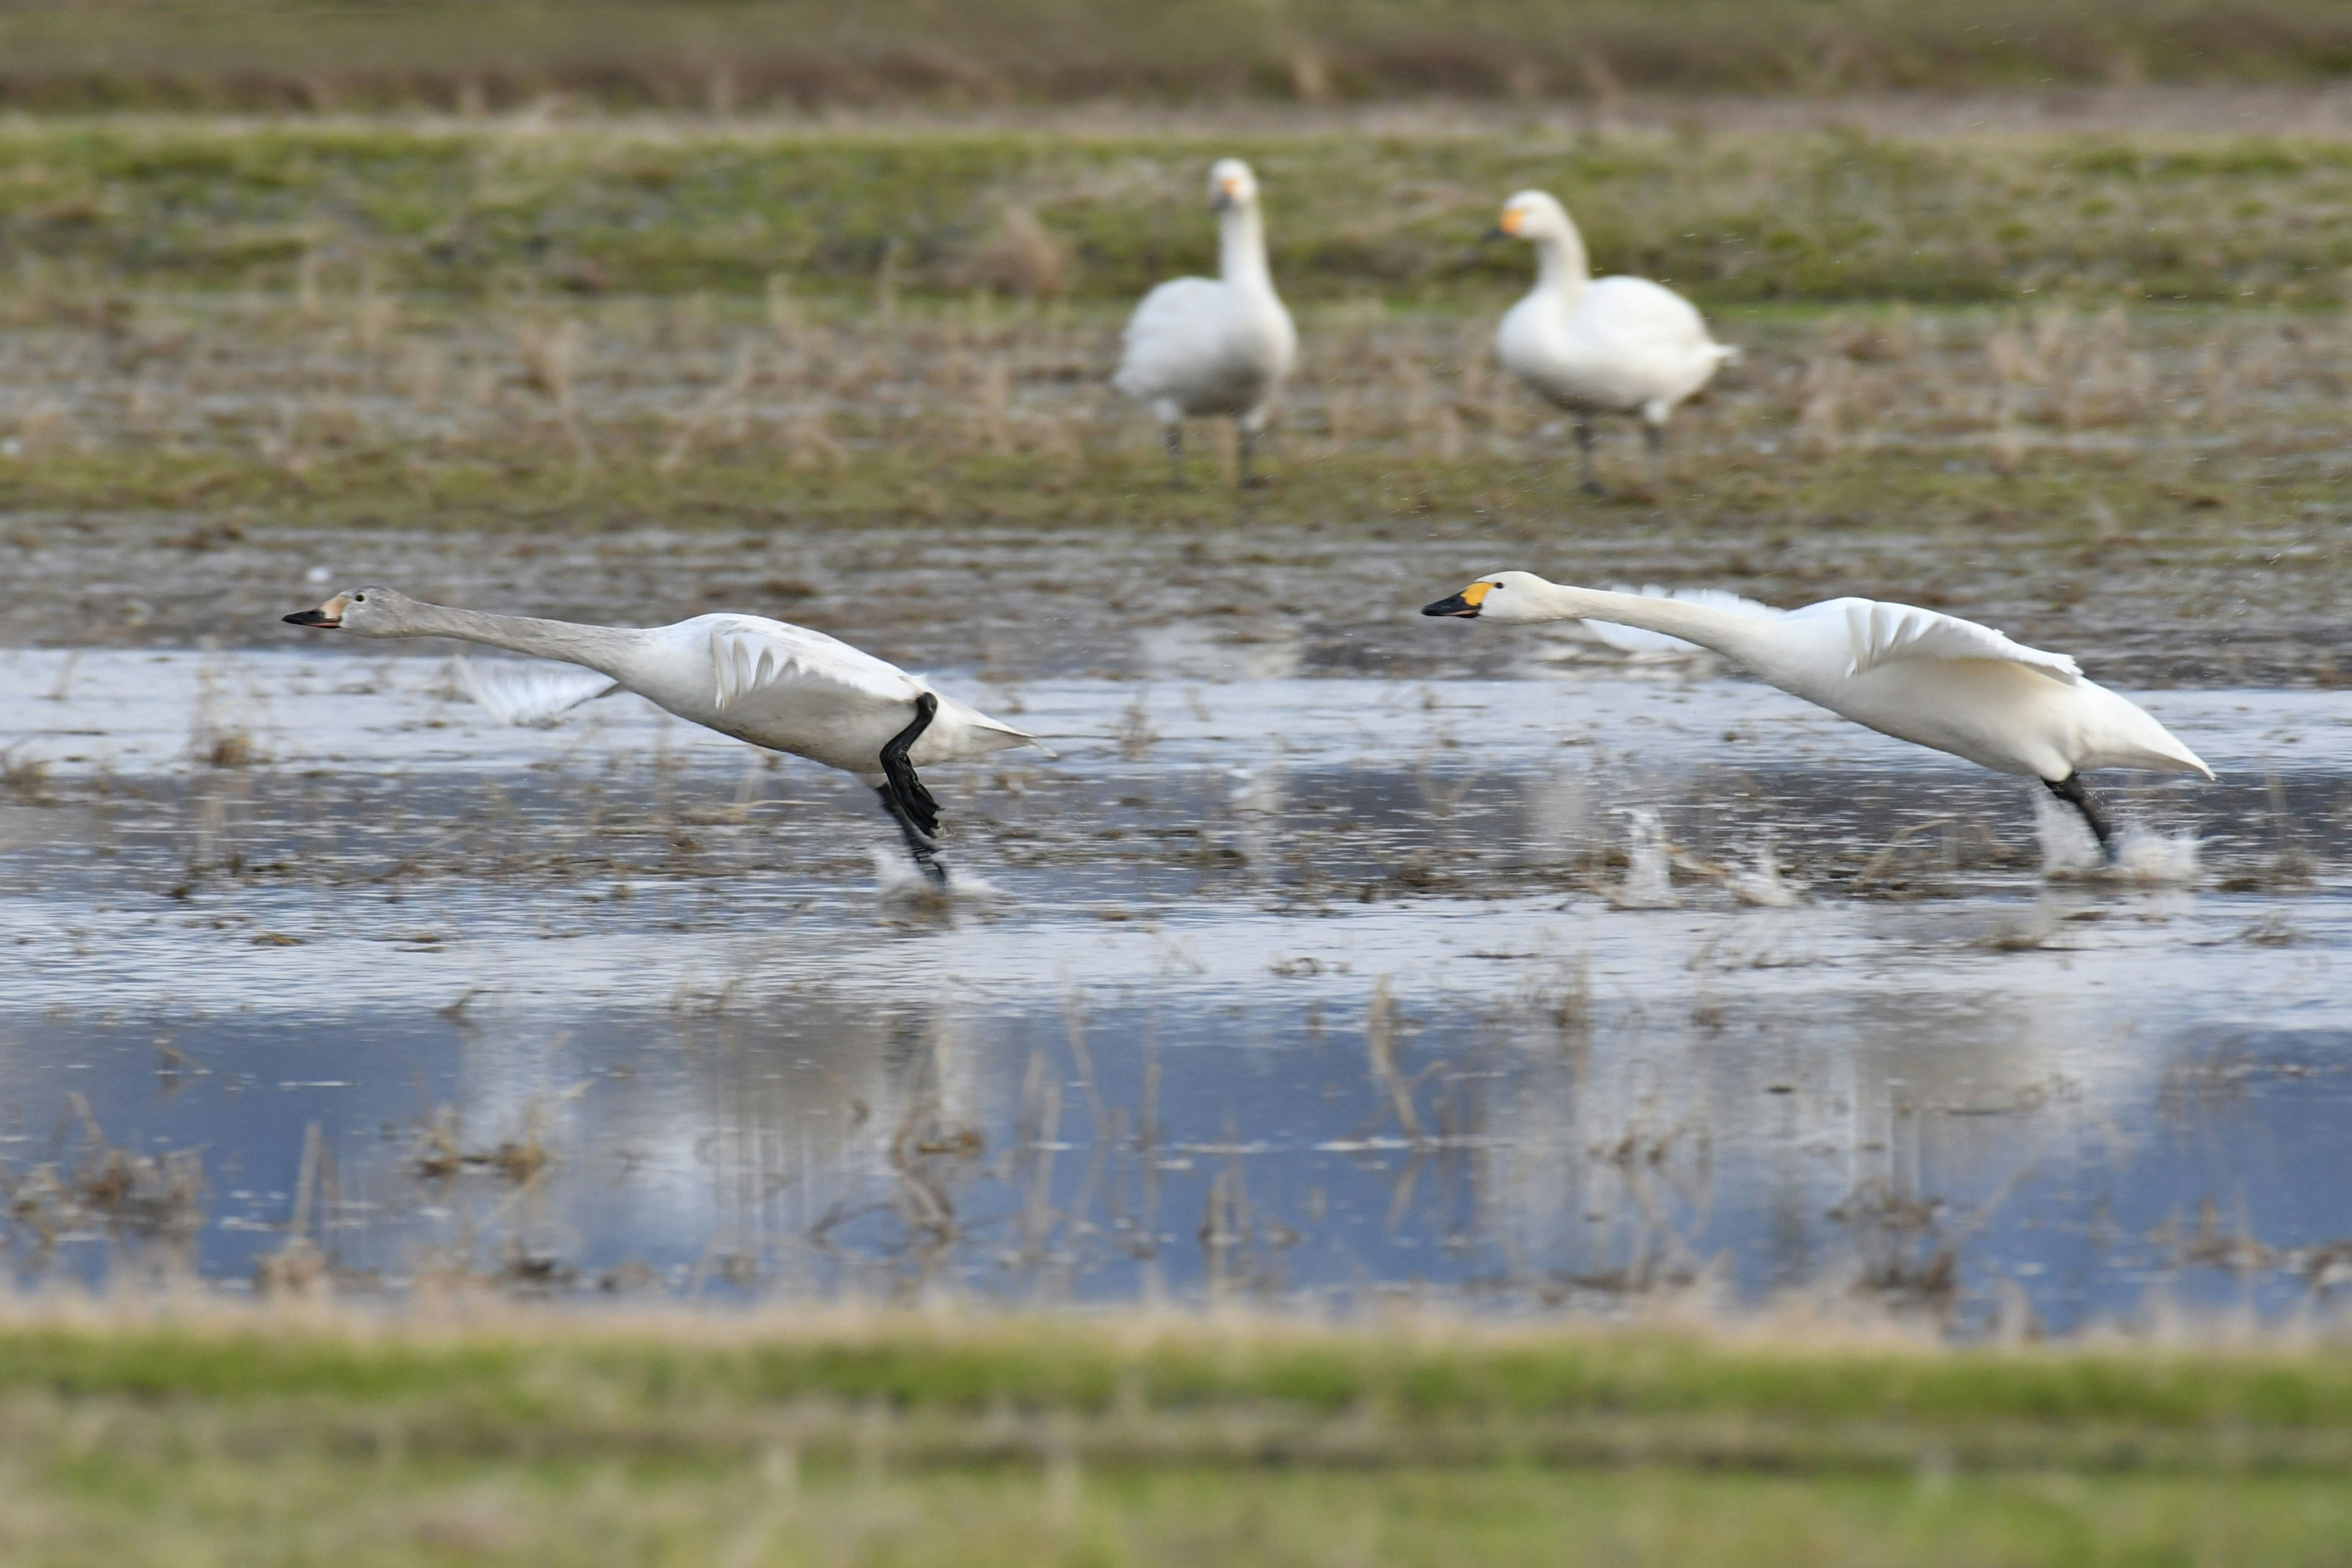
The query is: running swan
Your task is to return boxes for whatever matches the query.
[284,588,1042,885]
[1491,190,1735,495]
[1114,158,1297,488]
[1423,571,2211,850]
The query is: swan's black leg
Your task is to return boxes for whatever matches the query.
[1164,424,1185,490]
[878,692,946,886]
[1237,423,1261,488]
[1574,418,1602,497]
[2045,772,2116,859]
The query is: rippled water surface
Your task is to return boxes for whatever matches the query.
[3,628,2348,1336]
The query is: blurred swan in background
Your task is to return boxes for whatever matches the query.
[285,587,1042,886]
[1490,190,1736,496]
[1115,158,1297,488]
[1425,570,2211,853]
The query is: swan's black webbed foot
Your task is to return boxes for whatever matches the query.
[876,786,948,887]
[878,693,947,886]
[2045,772,2116,860]
[880,693,941,835]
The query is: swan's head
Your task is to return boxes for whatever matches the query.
[1210,159,1261,213]
[1491,190,1574,244]
[282,585,422,637]
[1422,570,1549,625]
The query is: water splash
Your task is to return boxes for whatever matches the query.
[1612,809,1680,908]
[872,850,1004,905]
[1727,840,1804,907]
[2111,822,2201,886]
[2032,790,2105,876]
[2034,789,2202,884]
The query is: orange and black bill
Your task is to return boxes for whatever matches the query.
[1421,582,1492,618]
[282,594,348,628]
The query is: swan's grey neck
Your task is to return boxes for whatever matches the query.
[1218,204,1275,293]
[1531,222,1591,304]
[1523,581,1771,665]
[397,600,640,675]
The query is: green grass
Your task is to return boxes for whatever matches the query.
[4,1313,2352,1564]
[0,0,2350,111]
[2,119,2350,305]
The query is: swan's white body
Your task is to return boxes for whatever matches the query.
[1115,159,1297,456]
[297,590,1038,786]
[1431,572,2211,786]
[1493,190,1732,431]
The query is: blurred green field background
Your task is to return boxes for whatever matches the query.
[2,120,2347,306]
[1,0,2350,111]
[7,1311,2352,1566]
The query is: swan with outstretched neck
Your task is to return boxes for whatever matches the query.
[1422,571,2211,852]
[284,587,1042,886]
[1114,158,1297,488]
[1490,190,1735,495]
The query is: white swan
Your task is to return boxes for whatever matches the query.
[1114,158,1297,488]
[1423,571,2211,851]
[1491,190,1735,495]
[285,587,1042,885]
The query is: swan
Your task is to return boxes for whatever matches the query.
[1490,190,1735,495]
[1422,571,2211,851]
[1114,158,1297,488]
[283,587,1043,886]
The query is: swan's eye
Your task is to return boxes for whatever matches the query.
[352,594,367,602]
[1489,582,1504,591]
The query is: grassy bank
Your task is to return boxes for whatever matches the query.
[1,119,2350,305]
[1,1,2350,112]
[3,1310,2352,1564]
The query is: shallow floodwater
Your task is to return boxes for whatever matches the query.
[2,639,2348,1335]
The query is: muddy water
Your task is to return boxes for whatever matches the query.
[2,616,2346,1335]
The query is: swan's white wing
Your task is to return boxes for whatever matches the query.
[704,616,918,712]
[1114,276,1231,399]
[1586,585,1784,656]
[454,655,619,728]
[1584,277,1714,352]
[1829,599,2081,684]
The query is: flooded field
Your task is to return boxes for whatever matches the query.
[3,551,2346,1336]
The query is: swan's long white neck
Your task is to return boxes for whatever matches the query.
[393,601,643,676]
[1529,221,1591,306]
[1219,203,1276,295]
[1517,581,1773,665]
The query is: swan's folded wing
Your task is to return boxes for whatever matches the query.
[1115,277,1229,394]
[1837,600,2081,684]
[706,617,916,712]
[1587,585,1783,656]
[454,656,619,728]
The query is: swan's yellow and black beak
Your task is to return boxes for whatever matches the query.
[1422,582,1493,619]
[1212,178,1242,212]
[283,594,348,630]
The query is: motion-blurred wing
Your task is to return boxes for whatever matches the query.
[706,617,915,712]
[1834,600,2080,684]
[454,656,619,728]
[1586,585,1784,657]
